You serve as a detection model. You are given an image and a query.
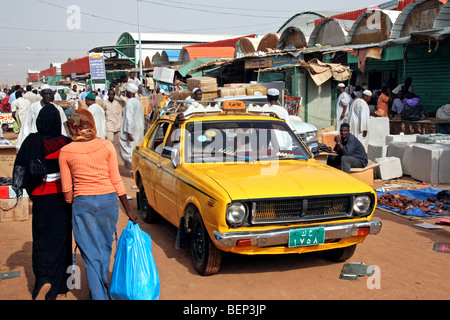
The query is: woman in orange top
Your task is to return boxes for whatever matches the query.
[375,86,390,117]
[59,108,137,300]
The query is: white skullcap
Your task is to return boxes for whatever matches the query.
[159,89,165,93]
[192,87,201,94]
[337,83,345,88]
[40,84,52,91]
[267,88,279,96]
[363,89,372,97]
[126,82,139,93]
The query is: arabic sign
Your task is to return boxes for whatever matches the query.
[0,113,14,125]
[244,58,273,69]
[89,52,106,80]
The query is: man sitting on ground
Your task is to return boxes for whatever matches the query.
[327,123,368,173]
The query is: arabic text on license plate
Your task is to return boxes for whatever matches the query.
[288,227,325,247]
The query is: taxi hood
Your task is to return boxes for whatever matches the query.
[191,160,371,201]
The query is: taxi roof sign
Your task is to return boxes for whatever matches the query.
[222,100,246,111]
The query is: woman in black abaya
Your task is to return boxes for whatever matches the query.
[12,104,73,300]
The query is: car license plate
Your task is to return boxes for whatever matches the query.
[288,227,325,247]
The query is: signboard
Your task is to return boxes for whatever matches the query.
[0,113,14,126]
[89,52,106,80]
[244,58,273,69]
[153,67,175,84]
[272,55,302,68]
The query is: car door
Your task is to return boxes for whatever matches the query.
[154,123,181,226]
[141,121,171,213]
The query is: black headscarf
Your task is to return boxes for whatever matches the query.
[36,103,62,139]
[12,104,71,197]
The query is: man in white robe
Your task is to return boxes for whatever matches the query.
[10,91,31,129]
[336,83,352,129]
[348,89,371,151]
[119,82,145,170]
[86,92,106,139]
[16,84,68,150]
[267,88,294,150]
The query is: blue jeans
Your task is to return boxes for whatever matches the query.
[72,193,118,300]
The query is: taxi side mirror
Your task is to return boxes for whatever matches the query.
[162,146,180,168]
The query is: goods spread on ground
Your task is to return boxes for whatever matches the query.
[377,190,450,215]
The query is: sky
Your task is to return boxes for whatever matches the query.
[1,0,386,85]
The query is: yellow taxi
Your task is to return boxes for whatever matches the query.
[132,101,381,275]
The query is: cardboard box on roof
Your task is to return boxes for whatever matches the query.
[224,83,250,88]
[246,84,267,96]
[187,77,218,93]
[171,90,191,101]
[218,87,247,97]
[201,91,219,101]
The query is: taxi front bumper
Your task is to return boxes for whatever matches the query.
[213,219,382,248]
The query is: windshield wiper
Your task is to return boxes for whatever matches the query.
[276,152,308,160]
[218,148,252,162]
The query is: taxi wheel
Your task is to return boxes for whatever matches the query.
[190,212,222,276]
[138,180,158,223]
[323,244,357,262]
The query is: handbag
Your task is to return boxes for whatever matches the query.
[109,221,160,300]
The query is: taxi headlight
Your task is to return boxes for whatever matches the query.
[306,131,317,141]
[353,195,372,216]
[226,203,247,226]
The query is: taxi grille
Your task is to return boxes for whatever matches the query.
[250,196,352,224]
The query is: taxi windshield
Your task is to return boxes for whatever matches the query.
[184,120,310,163]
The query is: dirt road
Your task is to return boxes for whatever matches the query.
[0,168,449,301]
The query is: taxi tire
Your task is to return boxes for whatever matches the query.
[191,212,222,276]
[323,244,357,262]
[138,180,159,224]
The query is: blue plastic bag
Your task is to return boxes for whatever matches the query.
[110,221,160,300]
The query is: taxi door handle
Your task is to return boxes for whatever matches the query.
[157,164,162,168]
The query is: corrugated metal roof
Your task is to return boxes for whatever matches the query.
[127,32,241,44]
[277,11,342,35]
[434,0,450,27]
[308,18,355,47]
[347,9,401,43]
[161,50,181,62]
[391,0,444,39]
[181,47,235,61]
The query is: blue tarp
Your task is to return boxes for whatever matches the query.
[377,187,450,218]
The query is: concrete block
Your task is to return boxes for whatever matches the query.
[374,157,403,180]
[368,117,390,146]
[385,134,418,145]
[387,142,411,175]
[438,146,450,183]
[402,144,414,176]
[410,144,450,183]
[368,144,387,161]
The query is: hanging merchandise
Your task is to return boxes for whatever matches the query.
[110,221,160,300]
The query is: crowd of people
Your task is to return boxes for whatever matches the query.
[8,73,149,300]
[5,71,213,300]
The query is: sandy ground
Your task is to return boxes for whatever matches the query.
[0,157,449,301]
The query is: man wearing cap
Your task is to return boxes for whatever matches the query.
[348,89,371,150]
[336,83,352,129]
[119,82,145,171]
[184,88,203,108]
[267,88,296,131]
[267,88,296,149]
[16,84,69,150]
[85,92,106,139]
